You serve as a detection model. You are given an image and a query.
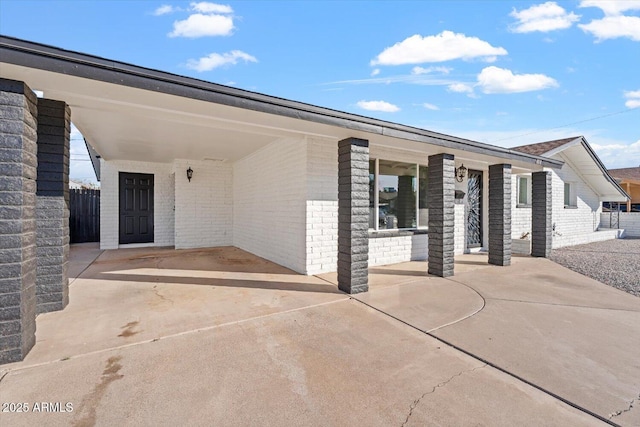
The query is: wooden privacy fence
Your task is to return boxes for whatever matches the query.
[69,188,100,243]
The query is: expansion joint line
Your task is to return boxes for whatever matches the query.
[348,295,621,427]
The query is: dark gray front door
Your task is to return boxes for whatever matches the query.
[119,172,154,244]
[467,170,483,248]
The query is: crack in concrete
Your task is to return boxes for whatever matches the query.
[152,286,173,305]
[609,392,639,420]
[401,364,487,426]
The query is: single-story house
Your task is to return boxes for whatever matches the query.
[510,137,630,248]
[606,167,640,212]
[0,36,628,363]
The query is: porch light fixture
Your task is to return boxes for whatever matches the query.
[186,167,193,182]
[455,164,467,182]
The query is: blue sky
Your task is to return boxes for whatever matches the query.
[1,0,639,184]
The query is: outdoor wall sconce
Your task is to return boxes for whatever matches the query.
[187,167,193,182]
[455,164,467,182]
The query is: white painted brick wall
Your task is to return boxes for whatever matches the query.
[553,229,621,247]
[100,159,175,249]
[510,165,603,248]
[369,234,428,267]
[511,174,532,239]
[174,159,233,249]
[306,138,339,275]
[549,165,602,249]
[306,142,464,270]
[306,200,338,274]
[233,138,307,274]
[600,212,640,237]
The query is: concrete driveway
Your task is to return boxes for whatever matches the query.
[0,245,638,426]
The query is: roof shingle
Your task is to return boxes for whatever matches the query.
[511,137,579,156]
[608,167,640,182]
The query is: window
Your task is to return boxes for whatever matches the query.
[564,182,577,207]
[517,176,531,206]
[369,159,427,230]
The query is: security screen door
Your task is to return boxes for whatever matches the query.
[467,170,483,248]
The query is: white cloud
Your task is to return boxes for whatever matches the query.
[591,140,640,168]
[190,2,233,14]
[169,13,234,37]
[154,5,177,15]
[371,31,507,65]
[371,68,380,76]
[186,50,257,72]
[447,82,474,94]
[579,0,640,15]
[422,103,439,110]
[411,66,452,75]
[324,74,456,87]
[356,100,400,112]
[509,2,580,33]
[477,66,559,94]
[579,15,640,41]
[625,90,640,108]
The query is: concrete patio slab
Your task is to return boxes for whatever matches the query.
[358,253,640,425]
[10,246,346,366]
[67,242,103,280]
[2,245,637,425]
[319,260,486,333]
[0,299,600,427]
[456,255,640,311]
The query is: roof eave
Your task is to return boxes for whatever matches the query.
[576,136,630,200]
[0,35,561,169]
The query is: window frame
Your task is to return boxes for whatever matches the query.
[516,175,531,207]
[564,181,577,208]
[369,158,427,232]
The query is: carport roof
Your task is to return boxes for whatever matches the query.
[0,35,563,174]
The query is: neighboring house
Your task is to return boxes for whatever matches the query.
[512,137,629,248]
[606,167,640,212]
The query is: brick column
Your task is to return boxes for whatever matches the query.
[36,99,70,313]
[488,164,512,266]
[427,154,455,277]
[532,171,552,257]
[337,138,369,294]
[0,79,38,364]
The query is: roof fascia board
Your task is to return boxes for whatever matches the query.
[577,137,629,200]
[542,137,582,157]
[83,137,101,181]
[0,35,562,168]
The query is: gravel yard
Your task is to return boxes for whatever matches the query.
[551,238,640,297]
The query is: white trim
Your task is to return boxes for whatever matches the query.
[374,158,379,230]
